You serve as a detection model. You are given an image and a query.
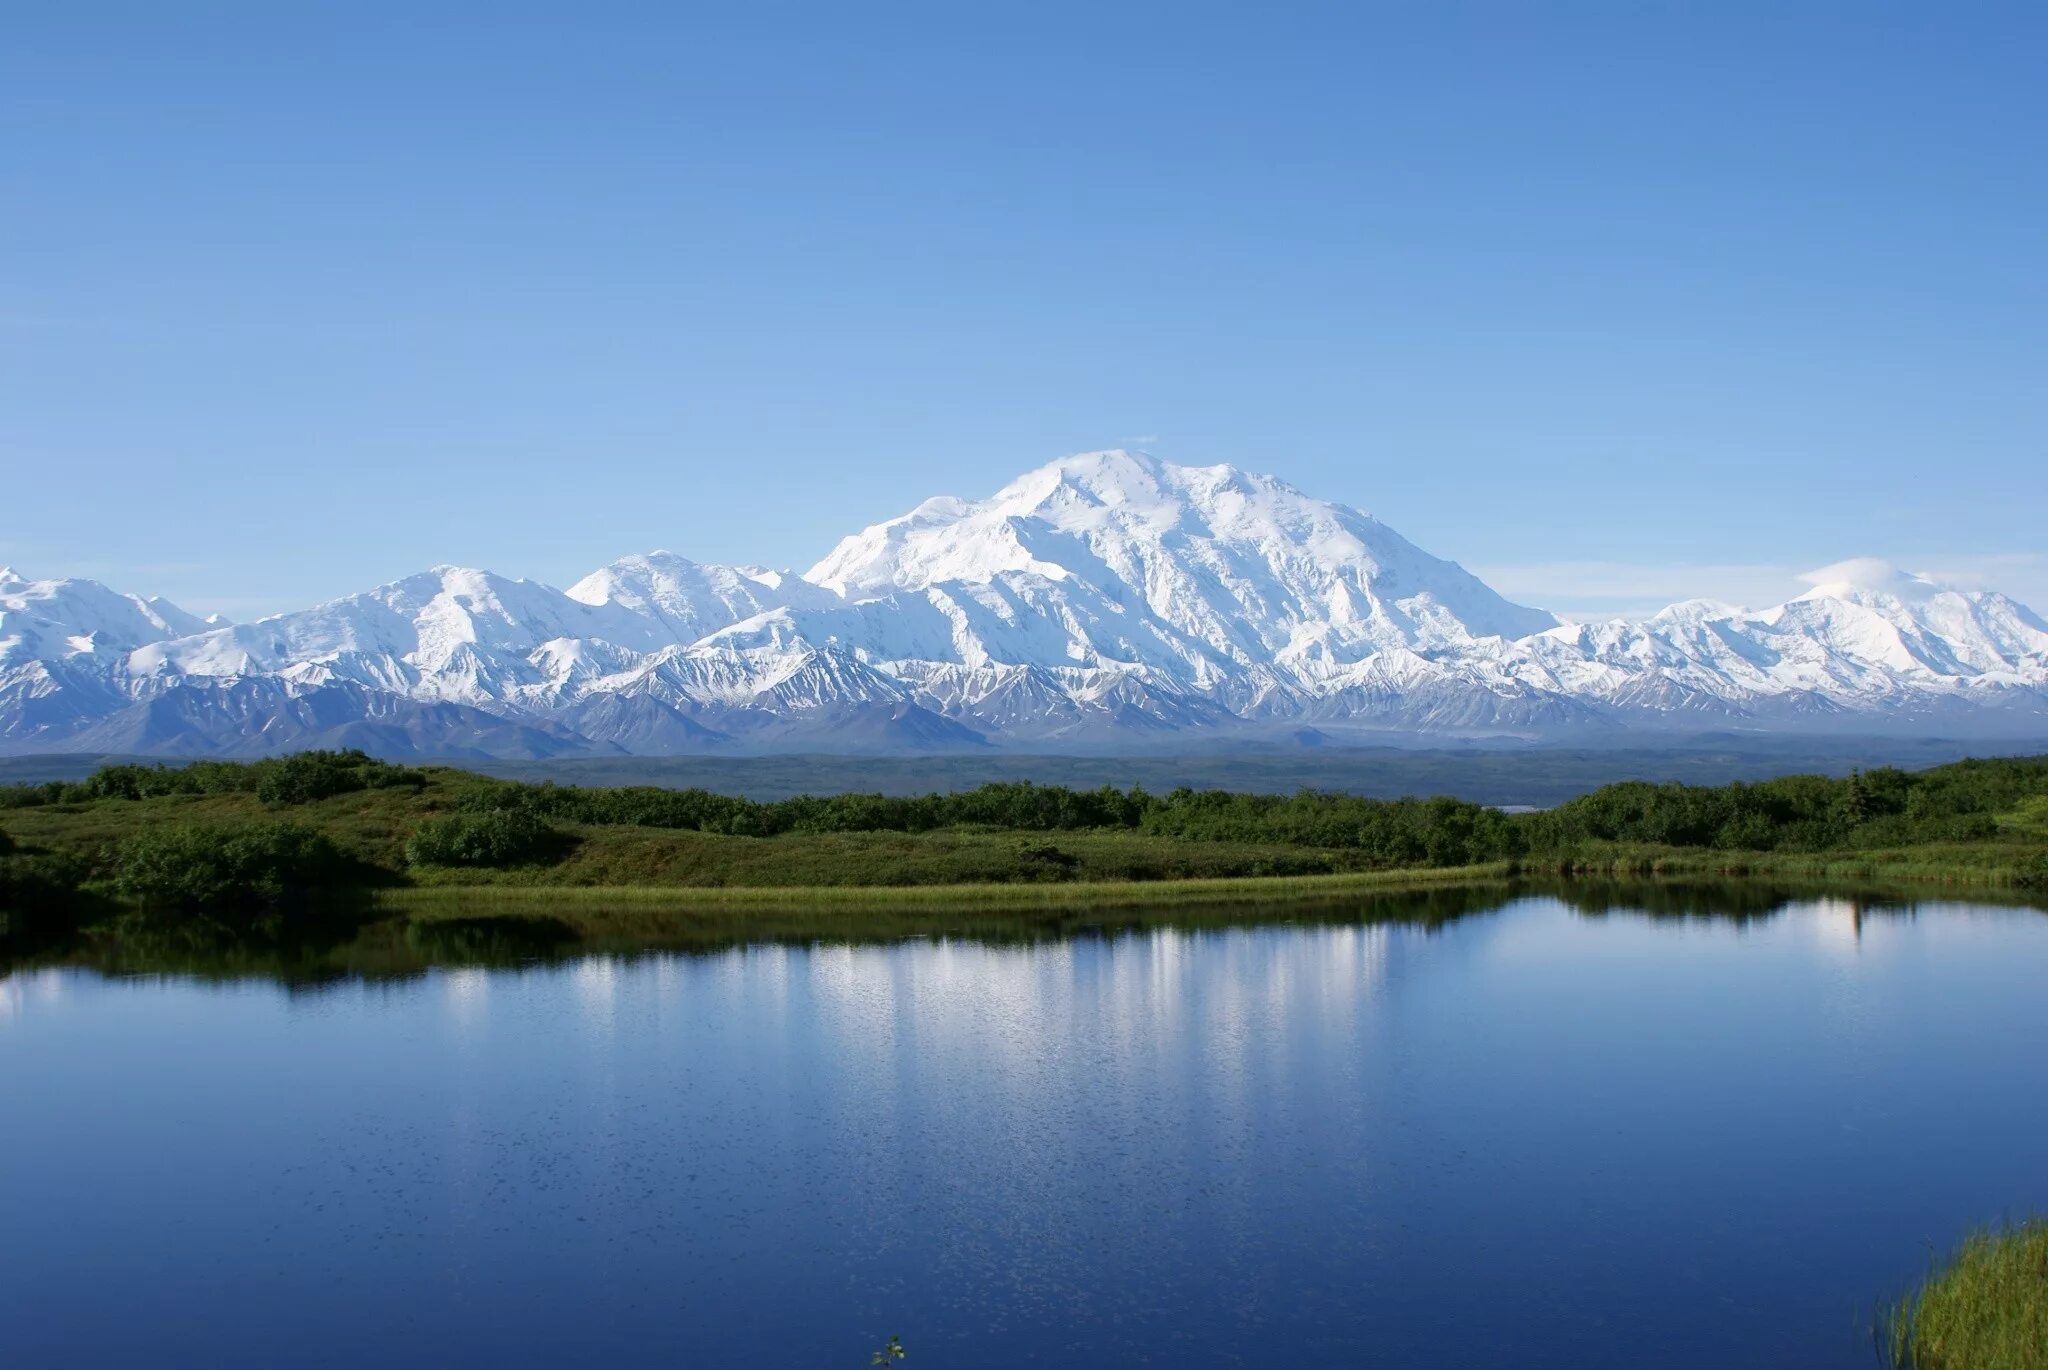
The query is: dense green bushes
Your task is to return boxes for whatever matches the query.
[0,823,86,939]
[445,776,1522,861]
[406,810,558,868]
[0,849,90,938]
[1520,763,2037,855]
[436,757,2048,868]
[253,750,423,804]
[1136,789,1524,866]
[0,781,68,809]
[2016,853,2048,890]
[77,760,261,801]
[3,819,356,934]
[7,750,424,808]
[447,777,1151,837]
[112,822,346,912]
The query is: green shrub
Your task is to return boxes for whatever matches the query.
[2016,852,2048,890]
[0,781,71,809]
[0,850,91,939]
[80,763,197,801]
[69,750,423,808]
[255,750,424,806]
[112,822,346,912]
[406,810,558,868]
[1016,842,1080,881]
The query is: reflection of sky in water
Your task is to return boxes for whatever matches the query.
[0,966,66,1025]
[2,897,2046,1369]
[440,967,488,1036]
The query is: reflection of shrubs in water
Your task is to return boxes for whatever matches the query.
[1551,879,1803,922]
[405,915,579,961]
[113,822,346,915]
[1544,877,1925,925]
[405,810,561,868]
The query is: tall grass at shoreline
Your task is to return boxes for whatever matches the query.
[382,859,1515,914]
[1889,1220,2048,1369]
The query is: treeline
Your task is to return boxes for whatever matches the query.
[8,749,2039,855]
[445,778,1148,837]
[1,749,425,809]
[434,756,2048,863]
[1530,759,2046,852]
[8,753,2046,861]
[427,776,1527,868]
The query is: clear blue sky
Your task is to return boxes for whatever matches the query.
[5,2,2044,620]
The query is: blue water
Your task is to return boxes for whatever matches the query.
[4,894,2047,1367]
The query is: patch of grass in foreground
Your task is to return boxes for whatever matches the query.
[382,860,1514,916]
[1890,1220,2048,1369]
[401,823,1379,889]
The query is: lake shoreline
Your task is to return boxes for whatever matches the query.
[7,753,2044,948]
[14,868,2045,980]
[380,848,2045,919]
[9,855,2044,962]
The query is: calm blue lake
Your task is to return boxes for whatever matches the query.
[4,892,2046,1367]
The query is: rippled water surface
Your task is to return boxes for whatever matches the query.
[5,893,2047,1368]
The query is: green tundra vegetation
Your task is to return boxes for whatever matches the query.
[1,750,2046,938]
[1889,1219,2048,1369]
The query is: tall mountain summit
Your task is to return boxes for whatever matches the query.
[5,453,2045,756]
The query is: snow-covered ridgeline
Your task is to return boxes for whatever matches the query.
[4,452,2046,754]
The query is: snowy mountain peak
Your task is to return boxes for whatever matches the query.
[809,449,1240,596]
[1651,598,1746,624]
[1759,559,2048,680]
[991,448,1187,514]
[567,550,834,650]
[986,448,1328,531]
[796,453,1564,700]
[4,453,2046,756]
[1796,558,1948,605]
[0,570,212,652]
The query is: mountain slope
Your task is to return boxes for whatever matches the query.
[807,450,1560,681]
[2,567,214,665]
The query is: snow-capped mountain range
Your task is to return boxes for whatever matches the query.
[6,451,2047,757]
